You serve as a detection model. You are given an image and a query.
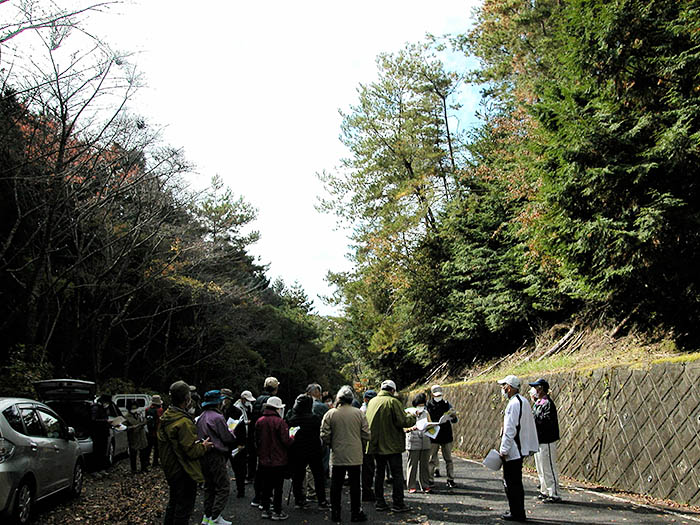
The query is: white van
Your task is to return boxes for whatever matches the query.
[112,394,151,417]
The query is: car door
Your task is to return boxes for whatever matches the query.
[107,402,129,455]
[36,407,74,491]
[17,405,55,497]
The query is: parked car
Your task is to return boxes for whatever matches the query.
[0,397,84,524]
[113,393,151,417]
[32,380,128,468]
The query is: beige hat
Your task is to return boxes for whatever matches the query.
[240,390,256,402]
[151,395,163,406]
[380,379,397,391]
[265,396,285,409]
[264,377,280,389]
[497,375,521,390]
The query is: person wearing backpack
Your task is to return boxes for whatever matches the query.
[497,375,539,522]
[144,395,164,468]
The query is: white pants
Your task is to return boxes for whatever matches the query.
[534,441,559,497]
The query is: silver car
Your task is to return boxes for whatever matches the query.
[0,397,84,524]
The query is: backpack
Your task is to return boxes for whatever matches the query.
[145,406,159,434]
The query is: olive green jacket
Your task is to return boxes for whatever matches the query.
[158,406,207,483]
[365,390,416,455]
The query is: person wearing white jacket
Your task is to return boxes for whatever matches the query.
[497,375,539,522]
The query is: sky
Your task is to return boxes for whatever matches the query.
[84,0,482,315]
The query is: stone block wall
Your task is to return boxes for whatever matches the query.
[430,359,700,505]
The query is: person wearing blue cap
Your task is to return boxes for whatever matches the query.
[528,378,561,503]
[197,390,237,525]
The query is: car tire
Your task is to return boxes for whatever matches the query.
[12,479,33,525]
[69,461,84,498]
[106,440,115,467]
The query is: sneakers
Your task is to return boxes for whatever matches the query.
[542,496,562,503]
[260,510,271,519]
[350,510,368,522]
[271,511,289,521]
[375,501,390,511]
[294,500,310,509]
[318,500,330,509]
[446,479,456,488]
[251,499,261,507]
[423,486,433,493]
[536,493,547,500]
[391,504,411,513]
[211,516,232,525]
[408,488,417,493]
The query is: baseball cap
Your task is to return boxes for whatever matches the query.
[380,379,397,391]
[497,375,521,389]
[264,377,280,389]
[240,390,256,402]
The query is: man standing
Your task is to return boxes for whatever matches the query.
[426,384,459,488]
[256,396,292,521]
[321,385,370,523]
[158,380,213,525]
[497,375,539,522]
[222,388,251,498]
[365,379,416,513]
[528,378,561,503]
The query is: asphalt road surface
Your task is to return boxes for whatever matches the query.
[202,456,700,524]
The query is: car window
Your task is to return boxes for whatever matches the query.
[116,398,125,408]
[2,405,25,434]
[20,408,45,437]
[136,398,146,407]
[37,409,63,439]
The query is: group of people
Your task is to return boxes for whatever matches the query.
[153,373,560,524]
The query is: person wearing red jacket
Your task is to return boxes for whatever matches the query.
[255,396,292,521]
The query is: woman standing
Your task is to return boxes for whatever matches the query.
[406,393,432,493]
[124,399,149,473]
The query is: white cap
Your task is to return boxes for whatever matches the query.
[497,375,521,390]
[430,385,443,398]
[265,396,285,409]
[240,390,256,402]
[380,379,397,391]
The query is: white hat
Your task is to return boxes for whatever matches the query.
[497,375,521,390]
[380,379,397,391]
[264,377,280,389]
[240,390,256,402]
[430,385,443,397]
[265,396,285,409]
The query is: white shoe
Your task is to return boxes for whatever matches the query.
[201,517,212,525]
[211,516,232,525]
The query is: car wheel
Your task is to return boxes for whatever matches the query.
[69,461,84,498]
[12,480,33,524]
[107,440,115,467]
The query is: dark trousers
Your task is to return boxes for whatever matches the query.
[201,452,230,519]
[331,465,361,516]
[246,429,257,480]
[503,457,525,518]
[163,471,198,525]
[231,448,247,496]
[145,434,159,466]
[129,447,149,473]
[374,453,404,507]
[361,453,375,498]
[259,465,285,513]
[292,453,327,504]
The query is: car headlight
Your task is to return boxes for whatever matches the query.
[0,437,16,463]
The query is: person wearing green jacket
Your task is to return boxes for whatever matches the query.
[158,380,214,525]
[365,379,416,513]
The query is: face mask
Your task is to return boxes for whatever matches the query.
[501,389,508,399]
[529,388,537,398]
[415,407,424,414]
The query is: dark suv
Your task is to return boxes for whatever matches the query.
[33,380,128,468]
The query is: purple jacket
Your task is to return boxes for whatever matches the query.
[196,407,236,455]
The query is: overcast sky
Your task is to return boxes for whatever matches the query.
[87,0,481,315]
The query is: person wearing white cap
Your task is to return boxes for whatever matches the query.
[497,375,539,522]
[250,377,280,507]
[365,379,416,513]
[426,384,458,488]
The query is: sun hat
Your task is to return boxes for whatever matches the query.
[497,375,521,390]
[201,389,224,407]
[265,396,285,410]
[150,395,162,406]
[264,377,280,389]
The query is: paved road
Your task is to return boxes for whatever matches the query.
[204,456,700,524]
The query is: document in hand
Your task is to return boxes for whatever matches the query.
[483,449,503,471]
[424,423,440,439]
[227,417,240,432]
[289,426,300,438]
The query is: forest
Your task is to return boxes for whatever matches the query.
[1,0,699,396]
